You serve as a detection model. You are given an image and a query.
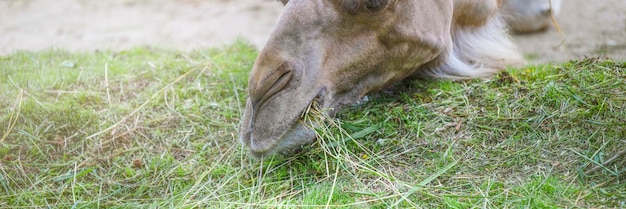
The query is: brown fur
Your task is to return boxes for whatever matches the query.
[453,0,499,27]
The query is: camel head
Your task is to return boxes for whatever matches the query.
[239,0,523,158]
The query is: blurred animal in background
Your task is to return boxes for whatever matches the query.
[240,0,525,158]
[501,0,562,33]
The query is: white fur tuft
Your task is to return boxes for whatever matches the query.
[425,15,525,80]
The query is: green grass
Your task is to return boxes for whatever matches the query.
[1,41,625,208]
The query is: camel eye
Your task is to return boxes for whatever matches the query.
[366,0,388,12]
[343,0,389,14]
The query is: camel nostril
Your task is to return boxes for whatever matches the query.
[249,60,295,111]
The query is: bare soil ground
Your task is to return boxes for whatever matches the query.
[1,0,625,63]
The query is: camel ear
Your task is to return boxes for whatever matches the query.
[279,0,289,6]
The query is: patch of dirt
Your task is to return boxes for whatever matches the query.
[1,0,625,63]
[0,0,282,53]
[511,0,626,63]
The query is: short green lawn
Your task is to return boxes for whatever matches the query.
[1,42,624,208]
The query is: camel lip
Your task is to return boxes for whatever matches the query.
[247,118,298,155]
[248,120,317,159]
[242,88,326,159]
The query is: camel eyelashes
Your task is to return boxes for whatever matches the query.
[279,0,389,14]
[366,0,388,11]
[343,0,389,14]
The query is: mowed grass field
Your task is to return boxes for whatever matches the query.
[1,42,625,208]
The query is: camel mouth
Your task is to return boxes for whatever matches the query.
[249,121,317,159]
[245,88,327,159]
